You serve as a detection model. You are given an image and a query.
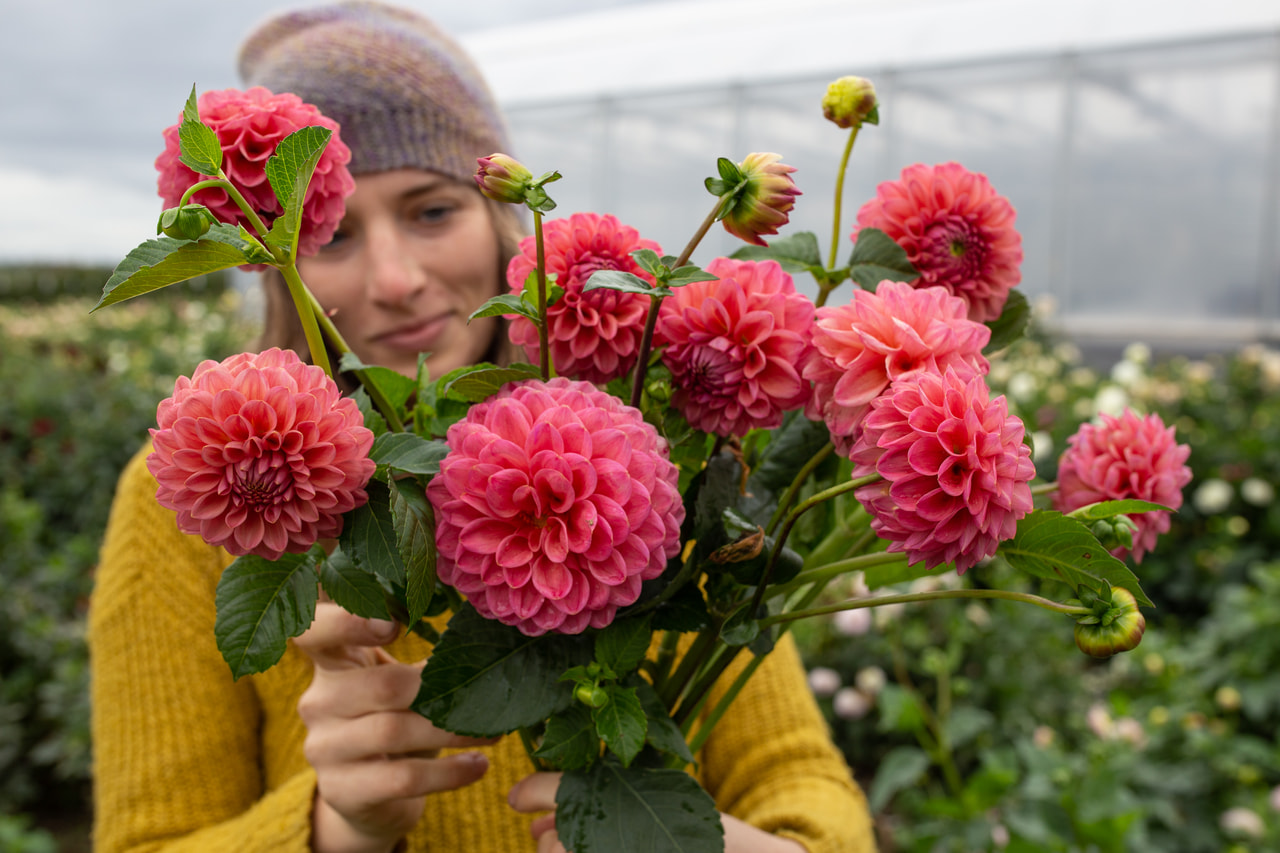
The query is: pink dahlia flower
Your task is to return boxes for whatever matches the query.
[854,162,1022,323]
[146,348,376,560]
[803,281,991,456]
[155,87,355,260]
[656,257,813,437]
[850,367,1036,573]
[722,152,802,247]
[507,213,661,384]
[426,378,684,636]
[1053,409,1192,562]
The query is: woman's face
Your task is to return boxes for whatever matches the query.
[297,168,503,379]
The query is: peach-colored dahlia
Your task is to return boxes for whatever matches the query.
[803,281,991,456]
[850,367,1035,573]
[426,378,684,636]
[721,153,801,247]
[656,257,813,437]
[146,348,375,561]
[155,87,354,260]
[1053,409,1192,563]
[854,162,1021,323]
[507,213,661,384]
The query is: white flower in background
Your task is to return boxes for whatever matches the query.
[1215,685,1243,712]
[1030,430,1054,465]
[1094,385,1130,417]
[990,823,1011,849]
[1219,807,1265,839]
[1086,703,1114,739]
[1006,370,1038,402]
[872,600,906,629]
[1069,366,1096,387]
[1184,360,1215,385]
[1033,725,1056,748]
[1055,342,1082,364]
[1032,294,1058,320]
[1193,478,1234,515]
[832,687,871,720]
[989,361,1012,385]
[807,666,842,697]
[909,575,944,595]
[1241,477,1275,507]
[1123,342,1151,365]
[965,601,992,629]
[1113,716,1147,748]
[855,666,887,696]
[1110,359,1144,388]
[1269,784,1280,813]
[833,607,872,636]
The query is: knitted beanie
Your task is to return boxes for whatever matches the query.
[237,0,510,181]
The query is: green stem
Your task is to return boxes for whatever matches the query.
[764,442,835,537]
[758,588,1092,629]
[179,176,272,243]
[279,263,333,378]
[674,643,739,731]
[657,627,718,709]
[304,290,405,432]
[825,128,860,274]
[533,210,551,382]
[1031,481,1059,497]
[803,514,873,572]
[770,549,907,600]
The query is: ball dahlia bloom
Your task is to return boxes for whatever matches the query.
[155,86,355,260]
[507,213,661,384]
[426,378,684,636]
[855,162,1022,323]
[1053,409,1192,562]
[722,153,802,247]
[803,281,991,455]
[656,257,813,437]
[146,348,376,561]
[850,367,1036,573]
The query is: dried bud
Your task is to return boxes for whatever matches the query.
[822,75,879,128]
[157,204,217,240]
[474,153,533,204]
[720,152,801,246]
[1074,586,1146,658]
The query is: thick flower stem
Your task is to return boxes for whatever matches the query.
[758,588,1092,629]
[303,290,406,432]
[279,263,333,378]
[533,210,551,382]
[765,442,836,537]
[803,514,873,572]
[819,126,861,309]
[657,626,719,710]
[1031,481,1059,497]
[770,549,907,600]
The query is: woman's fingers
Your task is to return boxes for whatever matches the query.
[317,751,491,804]
[508,770,564,813]
[293,601,399,670]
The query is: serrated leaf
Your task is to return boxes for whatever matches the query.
[318,548,391,621]
[634,680,695,766]
[95,224,254,311]
[370,432,450,477]
[629,248,665,276]
[440,363,541,402]
[390,478,437,626]
[1066,499,1172,521]
[177,86,223,176]
[999,510,1151,606]
[349,387,389,438]
[534,704,600,770]
[650,583,711,633]
[595,615,653,677]
[339,479,405,587]
[868,746,931,812]
[847,227,917,289]
[469,292,540,322]
[984,288,1031,353]
[556,760,724,853]
[214,548,321,680]
[413,605,593,736]
[593,685,647,766]
[746,412,831,496]
[730,231,823,272]
[583,269,668,298]
[263,126,333,260]
[666,265,720,287]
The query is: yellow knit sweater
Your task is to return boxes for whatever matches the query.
[90,448,877,852]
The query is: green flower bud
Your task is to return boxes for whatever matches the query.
[1074,586,1146,658]
[575,683,609,709]
[157,204,217,240]
[474,153,534,205]
[822,76,879,128]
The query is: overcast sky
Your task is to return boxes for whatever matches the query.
[0,0,654,266]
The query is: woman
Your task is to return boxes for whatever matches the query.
[89,3,877,852]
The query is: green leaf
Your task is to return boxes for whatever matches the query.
[263,126,333,260]
[339,479,405,587]
[95,224,255,311]
[556,760,724,853]
[1066,499,1172,521]
[583,270,669,298]
[370,432,449,477]
[390,478,437,627]
[177,85,223,177]
[469,292,540,323]
[868,746,931,812]
[318,548,391,621]
[592,684,647,766]
[666,265,720,288]
[847,227,917,290]
[999,510,1151,606]
[634,680,695,767]
[719,605,761,647]
[650,582,711,633]
[595,615,653,677]
[629,248,665,277]
[745,412,831,496]
[534,704,600,770]
[440,363,541,402]
[715,157,742,186]
[984,288,1031,354]
[214,547,321,680]
[944,707,994,749]
[339,353,418,410]
[730,231,823,274]
[863,558,941,591]
[413,605,593,736]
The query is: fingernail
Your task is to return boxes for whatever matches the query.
[507,780,521,807]
[368,618,397,641]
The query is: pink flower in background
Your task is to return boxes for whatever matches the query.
[427,378,684,636]
[146,348,375,560]
[803,281,991,455]
[850,367,1035,573]
[855,162,1021,322]
[721,152,802,246]
[155,86,355,259]
[657,258,813,437]
[507,213,661,384]
[1054,409,1192,562]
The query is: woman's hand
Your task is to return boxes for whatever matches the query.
[508,772,809,853]
[296,602,495,853]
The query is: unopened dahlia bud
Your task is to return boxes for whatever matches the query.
[822,75,878,128]
[157,204,217,240]
[1073,587,1146,658]
[720,152,801,247]
[474,153,533,204]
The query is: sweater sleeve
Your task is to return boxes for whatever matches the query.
[697,634,877,853]
[89,447,315,853]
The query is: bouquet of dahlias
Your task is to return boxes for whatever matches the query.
[97,78,1192,852]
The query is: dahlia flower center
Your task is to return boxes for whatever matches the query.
[923,218,987,281]
[225,444,293,507]
[682,347,734,396]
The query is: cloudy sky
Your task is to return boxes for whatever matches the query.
[0,0,655,266]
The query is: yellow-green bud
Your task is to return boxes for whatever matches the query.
[822,76,879,128]
[1074,586,1146,658]
[157,204,217,240]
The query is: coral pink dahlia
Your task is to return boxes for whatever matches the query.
[507,213,661,384]
[1053,409,1192,563]
[155,87,355,259]
[803,280,991,456]
[426,378,684,636]
[656,257,813,437]
[146,347,376,561]
[850,367,1035,573]
[854,162,1022,322]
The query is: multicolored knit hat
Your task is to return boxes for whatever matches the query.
[237,0,510,181]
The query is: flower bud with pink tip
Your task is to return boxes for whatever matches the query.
[720,153,802,247]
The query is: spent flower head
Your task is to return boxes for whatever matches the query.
[822,76,879,128]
